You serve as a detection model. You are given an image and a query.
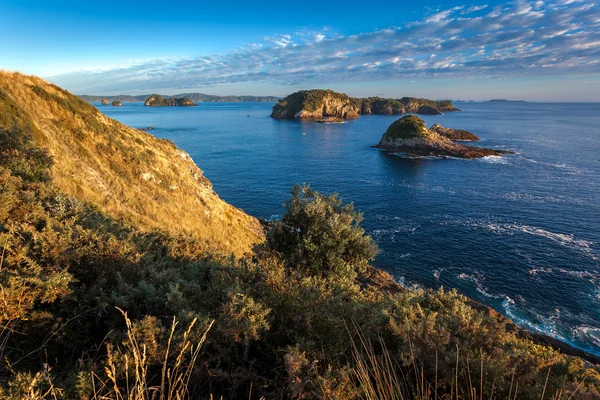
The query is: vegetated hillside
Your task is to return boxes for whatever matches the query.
[79,93,280,103]
[0,71,263,256]
[271,89,460,120]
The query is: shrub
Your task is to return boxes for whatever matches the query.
[263,184,378,283]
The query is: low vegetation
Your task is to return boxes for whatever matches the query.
[1,123,599,399]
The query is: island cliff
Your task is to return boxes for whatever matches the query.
[373,115,511,158]
[144,94,197,107]
[271,89,460,121]
[270,89,360,121]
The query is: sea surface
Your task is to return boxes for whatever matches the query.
[98,101,600,356]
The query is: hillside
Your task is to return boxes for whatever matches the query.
[0,71,263,256]
[79,93,280,103]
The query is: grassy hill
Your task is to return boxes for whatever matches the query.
[0,71,263,256]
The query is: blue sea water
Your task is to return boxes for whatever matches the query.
[98,101,600,356]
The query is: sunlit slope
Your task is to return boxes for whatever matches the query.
[0,71,263,255]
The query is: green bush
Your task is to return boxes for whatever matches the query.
[263,184,378,283]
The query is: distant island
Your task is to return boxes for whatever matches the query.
[372,115,512,159]
[79,93,280,103]
[144,94,196,107]
[488,99,527,102]
[270,89,460,122]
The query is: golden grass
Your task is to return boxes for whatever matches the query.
[91,309,213,400]
[0,71,264,256]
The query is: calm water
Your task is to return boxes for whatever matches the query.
[98,101,600,356]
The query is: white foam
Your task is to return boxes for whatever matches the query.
[479,155,509,164]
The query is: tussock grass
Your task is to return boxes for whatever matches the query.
[0,70,263,257]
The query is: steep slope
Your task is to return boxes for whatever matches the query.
[0,71,263,256]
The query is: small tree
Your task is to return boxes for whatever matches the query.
[265,184,378,281]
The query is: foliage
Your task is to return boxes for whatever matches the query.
[382,115,430,140]
[263,184,378,282]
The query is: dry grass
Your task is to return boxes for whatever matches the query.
[0,71,263,257]
[91,309,213,400]
[350,326,588,400]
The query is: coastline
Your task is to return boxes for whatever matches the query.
[366,264,600,365]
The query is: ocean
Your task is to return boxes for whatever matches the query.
[98,101,600,357]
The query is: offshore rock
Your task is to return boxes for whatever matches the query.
[430,124,480,141]
[271,89,359,120]
[373,115,512,159]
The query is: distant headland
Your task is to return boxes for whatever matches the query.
[270,89,460,122]
[488,99,527,103]
[80,93,280,103]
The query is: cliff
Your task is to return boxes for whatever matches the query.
[144,94,197,107]
[0,71,263,256]
[271,90,460,121]
[373,115,511,158]
[271,89,360,120]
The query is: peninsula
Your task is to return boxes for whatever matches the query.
[373,115,512,158]
[271,89,460,121]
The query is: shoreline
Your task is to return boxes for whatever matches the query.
[366,264,600,365]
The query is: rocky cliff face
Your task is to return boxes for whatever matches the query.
[373,115,511,159]
[271,90,460,121]
[271,89,360,120]
[0,72,263,256]
[144,94,197,107]
[430,124,480,141]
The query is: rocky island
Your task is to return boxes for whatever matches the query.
[101,98,109,105]
[373,115,512,159]
[271,89,460,121]
[144,94,197,107]
[111,100,122,106]
[429,123,480,141]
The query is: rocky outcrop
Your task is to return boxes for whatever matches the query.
[373,115,512,159]
[144,94,197,107]
[271,89,359,120]
[271,90,460,121]
[101,98,109,105]
[111,100,122,107]
[416,105,441,115]
[430,124,480,141]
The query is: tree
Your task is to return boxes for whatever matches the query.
[264,184,378,281]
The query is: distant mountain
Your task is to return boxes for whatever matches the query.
[79,93,280,103]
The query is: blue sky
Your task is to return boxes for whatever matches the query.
[1,0,599,100]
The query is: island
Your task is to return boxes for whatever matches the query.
[144,94,197,107]
[111,100,122,107]
[80,93,280,103]
[429,123,480,141]
[372,115,512,159]
[488,99,527,103]
[101,98,109,105]
[270,89,460,121]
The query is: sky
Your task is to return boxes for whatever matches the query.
[1,0,599,101]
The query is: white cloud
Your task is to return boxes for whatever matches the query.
[49,0,600,93]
